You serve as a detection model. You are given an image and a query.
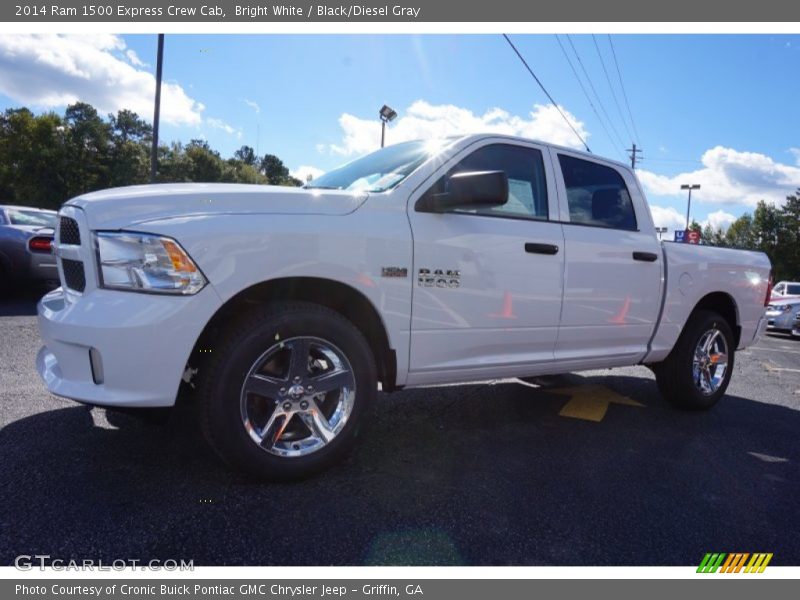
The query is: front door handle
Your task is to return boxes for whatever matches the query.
[632,251,658,262]
[525,243,559,255]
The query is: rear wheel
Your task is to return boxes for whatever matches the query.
[198,302,376,480]
[654,309,734,410]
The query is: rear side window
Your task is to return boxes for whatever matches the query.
[422,143,549,220]
[558,155,637,230]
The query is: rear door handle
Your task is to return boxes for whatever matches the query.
[525,243,559,255]
[632,251,658,262]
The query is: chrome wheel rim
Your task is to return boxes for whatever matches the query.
[692,328,729,395]
[240,336,356,457]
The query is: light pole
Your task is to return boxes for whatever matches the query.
[681,184,701,229]
[655,226,667,240]
[150,33,164,183]
[379,104,397,148]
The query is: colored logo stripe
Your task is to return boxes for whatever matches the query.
[697,553,773,573]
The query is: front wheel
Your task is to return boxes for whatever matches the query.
[654,309,735,410]
[198,302,377,480]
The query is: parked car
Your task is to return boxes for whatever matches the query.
[792,312,800,338]
[36,135,771,478]
[765,299,800,332]
[0,205,58,295]
[769,280,800,303]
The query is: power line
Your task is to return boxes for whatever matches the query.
[565,35,626,153]
[554,34,625,159]
[502,33,591,153]
[607,35,641,144]
[592,34,634,145]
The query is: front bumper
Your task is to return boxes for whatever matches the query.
[37,286,222,408]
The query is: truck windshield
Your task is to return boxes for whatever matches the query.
[305,139,455,193]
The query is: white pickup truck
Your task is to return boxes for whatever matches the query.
[37,134,771,478]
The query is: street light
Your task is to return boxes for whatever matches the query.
[681,184,701,229]
[655,226,668,240]
[379,104,397,148]
[150,33,165,183]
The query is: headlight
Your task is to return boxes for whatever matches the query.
[95,232,206,295]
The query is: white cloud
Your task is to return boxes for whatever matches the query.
[638,146,800,207]
[244,99,260,114]
[0,34,203,126]
[291,165,325,182]
[790,147,800,166]
[205,117,242,139]
[125,49,147,68]
[327,100,589,156]
[649,205,687,233]
[702,209,737,232]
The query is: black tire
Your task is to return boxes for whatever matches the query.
[654,309,735,410]
[197,301,377,480]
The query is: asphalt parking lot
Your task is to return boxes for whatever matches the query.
[1,289,799,567]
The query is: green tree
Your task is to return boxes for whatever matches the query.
[260,153,301,186]
[233,145,257,166]
[0,102,304,209]
[108,109,151,187]
[63,102,112,197]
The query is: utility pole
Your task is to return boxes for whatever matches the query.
[627,143,642,169]
[681,183,701,229]
[150,34,164,183]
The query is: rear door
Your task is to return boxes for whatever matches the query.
[551,150,663,362]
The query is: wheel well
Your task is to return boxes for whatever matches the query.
[189,277,398,391]
[692,291,741,346]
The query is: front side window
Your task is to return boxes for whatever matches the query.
[558,154,637,230]
[422,143,549,220]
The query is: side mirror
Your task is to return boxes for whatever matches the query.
[419,170,509,212]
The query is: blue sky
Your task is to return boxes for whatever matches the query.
[1,33,799,234]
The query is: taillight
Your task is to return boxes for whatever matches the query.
[28,236,52,253]
[764,272,773,307]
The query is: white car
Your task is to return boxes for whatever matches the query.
[769,281,800,302]
[36,134,771,478]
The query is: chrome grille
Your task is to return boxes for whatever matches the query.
[59,216,81,245]
[62,259,86,292]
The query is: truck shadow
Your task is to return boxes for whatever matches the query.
[1,373,798,566]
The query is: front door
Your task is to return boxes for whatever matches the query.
[406,140,566,385]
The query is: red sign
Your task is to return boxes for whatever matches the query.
[686,229,702,244]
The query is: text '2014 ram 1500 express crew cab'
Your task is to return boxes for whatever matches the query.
[37,134,771,479]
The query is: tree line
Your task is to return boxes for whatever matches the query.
[0,102,302,211]
[696,193,800,282]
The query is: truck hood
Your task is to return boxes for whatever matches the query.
[65,183,369,229]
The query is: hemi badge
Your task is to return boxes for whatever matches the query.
[381,267,408,278]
